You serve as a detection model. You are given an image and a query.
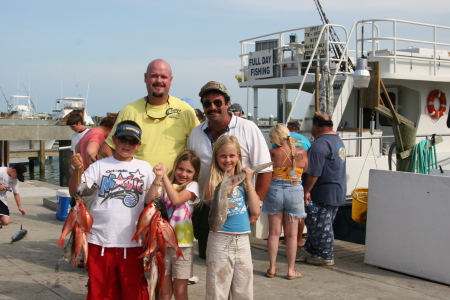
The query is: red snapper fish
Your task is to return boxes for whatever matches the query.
[131,202,157,243]
[72,223,88,267]
[156,228,167,258]
[75,199,93,234]
[56,205,78,247]
[156,252,166,299]
[157,216,184,259]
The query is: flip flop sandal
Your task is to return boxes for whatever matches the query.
[266,270,276,278]
[285,271,302,280]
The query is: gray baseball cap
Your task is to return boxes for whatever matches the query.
[228,103,243,113]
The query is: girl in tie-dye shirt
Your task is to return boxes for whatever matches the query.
[147,150,200,300]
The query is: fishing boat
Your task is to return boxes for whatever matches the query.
[0,93,56,164]
[5,94,39,120]
[52,97,94,125]
[239,16,450,285]
[238,18,450,192]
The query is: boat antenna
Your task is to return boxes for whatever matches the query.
[60,74,62,101]
[0,86,13,112]
[0,86,9,111]
[21,82,37,113]
[21,82,30,96]
[313,0,355,71]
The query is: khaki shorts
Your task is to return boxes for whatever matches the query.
[164,246,193,279]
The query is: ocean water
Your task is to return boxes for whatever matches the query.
[26,157,60,186]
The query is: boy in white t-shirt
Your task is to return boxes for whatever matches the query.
[67,113,90,174]
[0,163,27,227]
[69,120,154,300]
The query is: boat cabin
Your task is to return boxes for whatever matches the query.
[238,19,450,191]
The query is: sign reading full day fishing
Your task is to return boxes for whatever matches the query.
[304,25,326,57]
[248,49,273,79]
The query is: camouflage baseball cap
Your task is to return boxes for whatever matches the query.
[199,81,229,97]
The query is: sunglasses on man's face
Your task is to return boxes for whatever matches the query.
[202,99,224,109]
[117,136,140,146]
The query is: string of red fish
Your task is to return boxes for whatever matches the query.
[56,199,93,267]
[56,199,183,299]
[132,201,184,299]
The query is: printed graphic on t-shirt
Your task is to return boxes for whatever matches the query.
[227,185,248,216]
[98,169,145,207]
[167,107,181,119]
[335,144,346,162]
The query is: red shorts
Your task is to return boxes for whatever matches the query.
[86,243,148,300]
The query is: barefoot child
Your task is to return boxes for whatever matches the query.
[69,120,154,300]
[0,163,27,227]
[204,136,260,300]
[147,150,200,300]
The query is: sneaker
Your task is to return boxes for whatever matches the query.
[305,255,334,266]
[295,248,312,262]
[188,276,199,285]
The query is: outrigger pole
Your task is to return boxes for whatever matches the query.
[314,0,355,71]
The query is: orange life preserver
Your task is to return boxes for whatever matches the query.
[427,89,447,119]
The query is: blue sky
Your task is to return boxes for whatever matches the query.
[1,0,449,119]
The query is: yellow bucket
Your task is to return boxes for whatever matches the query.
[351,188,368,225]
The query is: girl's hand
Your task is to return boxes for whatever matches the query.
[153,163,168,177]
[242,167,254,183]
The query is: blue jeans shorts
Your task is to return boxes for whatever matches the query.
[262,180,306,219]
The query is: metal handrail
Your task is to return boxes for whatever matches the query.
[239,24,350,82]
[354,19,450,75]
[340,133,450,141]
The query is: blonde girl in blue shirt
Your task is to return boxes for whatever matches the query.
[204,135,260,300]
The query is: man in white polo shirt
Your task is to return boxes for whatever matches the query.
[187,81,272,259]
